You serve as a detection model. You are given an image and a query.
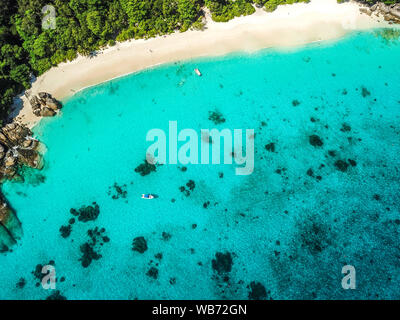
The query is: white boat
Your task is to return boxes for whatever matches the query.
[142,194,155,199]
[194,68,202,76]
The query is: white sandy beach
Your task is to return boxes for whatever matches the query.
[16,0,389,128]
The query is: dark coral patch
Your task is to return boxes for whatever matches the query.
[16,278,26,289]
[146,267,159,279]
[340,123,352,132]
[32,174,46,186]
[179,180,196,197]
[70,202,100,222]
[348,159,357,167]
[155,253,163,260]
[46,290,67,300]
[292,100,301,107]
[134,160,156,176]
[162,232,172,241]
[334,160,350,172]
[309,135,323,147]
[32,260,55,286]
[132,236,148,253]
[248,281,267,300]
[211,252,233,275]
[373,194,381,201]
[299,218,333,255]
[108,183,128,200]
[208,110,226,125]
[79,227,109,268]
[59,225,72,238]
[186,180,196,191]
[79,243,101,268]
[265,142,276,153]
[361,86,371,98]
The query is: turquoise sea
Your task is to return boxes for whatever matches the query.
[1,30,400,300]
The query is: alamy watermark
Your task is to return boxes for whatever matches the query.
[41,265,56,290]
[145,121,254,175]
[341,265,356,290]
[41,5,56,30]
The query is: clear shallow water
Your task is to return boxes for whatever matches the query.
[1,31,400,300]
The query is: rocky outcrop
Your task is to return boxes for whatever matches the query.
[0,122,42,251]
[0,122,42,181]
[359,2,400,23]
[1,95,58,253]
[29,92,61,117]
[0,193,22,252]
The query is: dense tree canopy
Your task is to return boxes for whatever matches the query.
[0,0,399,123]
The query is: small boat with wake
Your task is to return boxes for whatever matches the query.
[194,68,202,76]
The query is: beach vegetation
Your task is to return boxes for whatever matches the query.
[205,0,256,22]
[264,0,310,12]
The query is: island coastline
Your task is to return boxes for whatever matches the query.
[14,0,392,129]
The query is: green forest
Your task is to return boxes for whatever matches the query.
[0,0,398,124]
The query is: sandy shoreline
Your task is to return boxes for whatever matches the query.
[15,0,390,129]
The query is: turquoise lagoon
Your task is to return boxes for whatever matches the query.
[1,31,400,300]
